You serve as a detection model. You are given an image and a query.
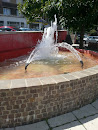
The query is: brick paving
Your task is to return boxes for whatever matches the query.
[1,99,98,130]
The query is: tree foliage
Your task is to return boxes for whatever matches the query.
[18,0,43,22]
[18,0,98,48]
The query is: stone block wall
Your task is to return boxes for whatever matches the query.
[0,65,98,128]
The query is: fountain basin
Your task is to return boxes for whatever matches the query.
[0,14,98,128]
[0,49,98,128]
[0,49,98,80]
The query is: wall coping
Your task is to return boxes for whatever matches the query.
[0,31,43,34]
[0,30,67,35]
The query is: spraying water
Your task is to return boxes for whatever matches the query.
[25,15,83,70]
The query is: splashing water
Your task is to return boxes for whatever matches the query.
[26,15,58,64]
[25,15,83,70]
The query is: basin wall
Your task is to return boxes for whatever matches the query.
[0,30,67,62]
[0,65,98,128]
[88,42,98,51]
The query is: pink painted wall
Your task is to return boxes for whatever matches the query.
[0,30,67,62]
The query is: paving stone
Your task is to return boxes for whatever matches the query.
[5,128,14,130]
[92,65,98,69]
[70,71,88,78]
[15,121,49,130]
[72,104,98,119]
[85,68,98,74]
[80,114,98,130]
[61,73,77,81]
[50,75,68,84]
[48,112,76,128]
[53,121,86,130]
[92,100,98,109]
[80,70,94,76]
[52,122,71,130]
[26,78,42,87]
[11,79,26,88]
[39,77,56,85]
[0,80,11,89]
[69,121,86,130]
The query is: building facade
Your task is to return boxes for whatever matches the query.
[0,0,29,28]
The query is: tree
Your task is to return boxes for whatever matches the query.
[18,0,43,22]
[18,0,98,48]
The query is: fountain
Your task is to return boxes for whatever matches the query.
[0,15,98,129]
[0,15,97,80]
[25,15,83,70]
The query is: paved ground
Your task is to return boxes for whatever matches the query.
[1,99,98,130]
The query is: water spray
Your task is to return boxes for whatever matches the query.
[25,15,83,71]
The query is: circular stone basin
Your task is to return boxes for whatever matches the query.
[0,49,98,129]
[0,50,98,80]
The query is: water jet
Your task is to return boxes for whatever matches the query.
[25,15,83,70]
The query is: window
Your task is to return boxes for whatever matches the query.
[7,21,19,28]
[21,22,24,27]
[10,0,16,4]
[3,0,17,3]
[16,10,22,17]
[0,21,4,26]
[3,8,11,15]
[16,10,19,16]
[2,0,10,2]
[16,0,23,4]
[10,8,17,15]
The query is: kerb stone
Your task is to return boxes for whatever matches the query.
[15,121,49,130]
[72,104,98,119]
[92,99,98,110]
[53,121,86,130]
[48,112,76,128]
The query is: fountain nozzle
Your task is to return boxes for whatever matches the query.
[25,63,30,70]
[80,60,83,68]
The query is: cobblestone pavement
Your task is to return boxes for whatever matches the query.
[1,99,98,130]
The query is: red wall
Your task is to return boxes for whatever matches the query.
[0,30,67,62]
[58,30,67,43]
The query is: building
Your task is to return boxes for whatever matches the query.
[0,0,29,28]
[30,18,50,30]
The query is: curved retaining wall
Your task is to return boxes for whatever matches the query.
[88,42,98,51]
[0,65,98,128]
